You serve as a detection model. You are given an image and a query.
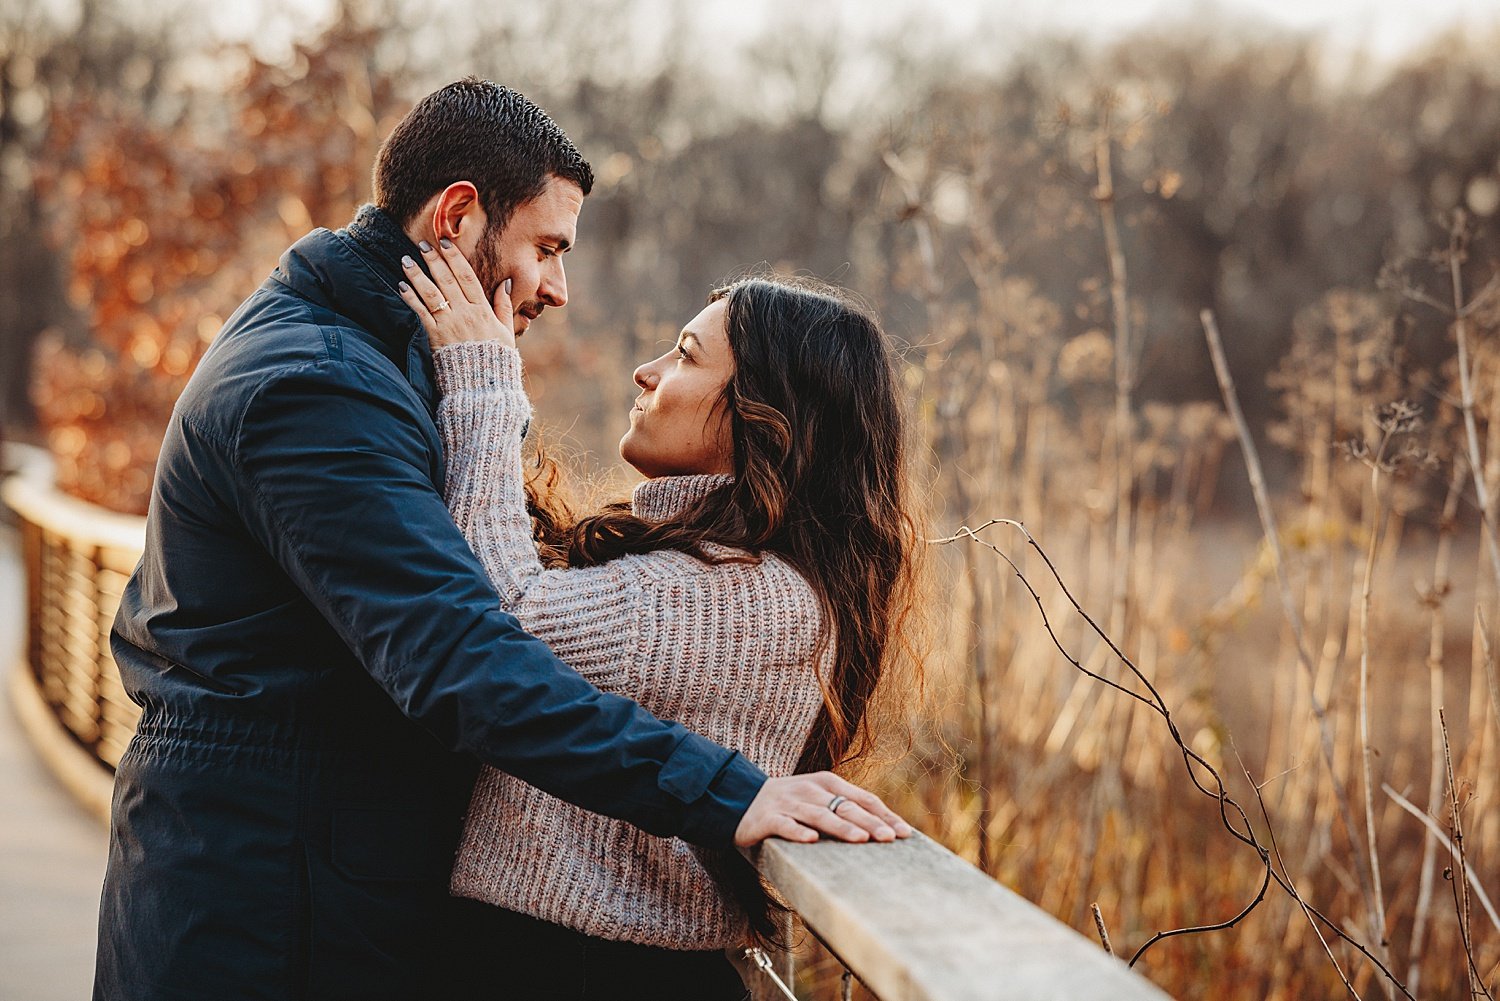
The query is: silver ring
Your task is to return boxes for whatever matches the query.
[827,795,848,815]
[432,299,452,313]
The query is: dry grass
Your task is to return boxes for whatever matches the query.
[741,127,1500,1000]
[519,126,1500,998]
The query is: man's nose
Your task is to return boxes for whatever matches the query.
[538,261,567,308]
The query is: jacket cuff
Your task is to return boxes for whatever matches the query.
[669,744,768,848]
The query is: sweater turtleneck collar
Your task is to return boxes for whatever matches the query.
[630,474,733,522]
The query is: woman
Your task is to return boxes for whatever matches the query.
[398,243,921,999]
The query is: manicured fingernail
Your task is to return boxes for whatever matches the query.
[439,237,452,249]
[402,255,415,269]
[876,825,894,840]
[503,278,513,295]
[398,281,411,294]
[418,240,433,253]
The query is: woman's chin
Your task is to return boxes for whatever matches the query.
[618,436,650,477]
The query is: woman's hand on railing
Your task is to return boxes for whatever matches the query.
[734,772,912,847]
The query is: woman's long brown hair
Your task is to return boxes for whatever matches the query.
[524,274,924,938]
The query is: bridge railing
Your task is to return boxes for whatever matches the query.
[3,446,143,775]
[742,834,1173,1001]
[4,443,1175,1000]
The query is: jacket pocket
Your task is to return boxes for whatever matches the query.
[330,808,443,883]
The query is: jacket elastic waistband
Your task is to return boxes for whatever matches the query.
[132,705,401,755]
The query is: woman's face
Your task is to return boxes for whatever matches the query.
[620,298,736,479]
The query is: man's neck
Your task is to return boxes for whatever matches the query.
[402,219,430,248]
[344,205,425,286]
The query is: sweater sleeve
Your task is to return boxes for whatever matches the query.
[433,340,825,780]
[432,340,646,691]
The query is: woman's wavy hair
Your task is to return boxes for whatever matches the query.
[524,273,925,938]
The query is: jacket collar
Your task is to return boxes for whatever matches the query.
[269,204,437,412]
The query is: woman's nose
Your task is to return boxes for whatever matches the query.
[634,364,657,390]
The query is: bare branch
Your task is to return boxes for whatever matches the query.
[1091,902,1115,957]
[1447,218,1500,746]
[1200,309,1380,919]
[1408,462,1467,994]
[1383,784,1500,937]
[930,520,1416,997]
[1356,421,1395,987]
[1440,710,1494,1000]
[1240,750,1363,1000]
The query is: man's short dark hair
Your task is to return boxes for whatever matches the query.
[373,77,594,231]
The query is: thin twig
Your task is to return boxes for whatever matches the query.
[1200,309,1380,918]
[930,521,1416,997]
[1397,284,1456,316]
[1441,709,1494,1000]
[1092,902,1116,957]
[1383,784,1500,936]
[1460,271,1500,318]
[1356,425,1395,987]
[1478,608,1500,751]
[1093,107,1134,641]
[1409,463,1467,993]
[1239,749,1363,1000]
[743,947,799,1001]
[1446,217,1500,744]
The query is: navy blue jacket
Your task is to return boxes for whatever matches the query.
[94,206,766,1000]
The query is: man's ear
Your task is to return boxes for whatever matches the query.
[430,181,481,241]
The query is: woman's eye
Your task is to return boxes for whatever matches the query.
[676,344,689,360]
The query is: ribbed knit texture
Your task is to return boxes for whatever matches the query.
[432,339,827,950]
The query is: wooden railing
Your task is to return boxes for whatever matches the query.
[3,446,144,772]
[4,444,1174,1000]
[745,834,1173,1001]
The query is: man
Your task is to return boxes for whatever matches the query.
[96,78,907,1000]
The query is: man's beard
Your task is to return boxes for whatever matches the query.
[472,225,541,324]
[471,226,506,303]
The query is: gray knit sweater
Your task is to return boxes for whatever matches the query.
[432,340,826,949]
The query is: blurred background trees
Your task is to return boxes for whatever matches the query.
[4,0,1499,996]
[7,1,1499,510]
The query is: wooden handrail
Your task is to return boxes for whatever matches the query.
[1,468,146,556]
[4,445,144,770]
[749,832,1174,1001]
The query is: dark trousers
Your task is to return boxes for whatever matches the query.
[445,896,749,1000]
